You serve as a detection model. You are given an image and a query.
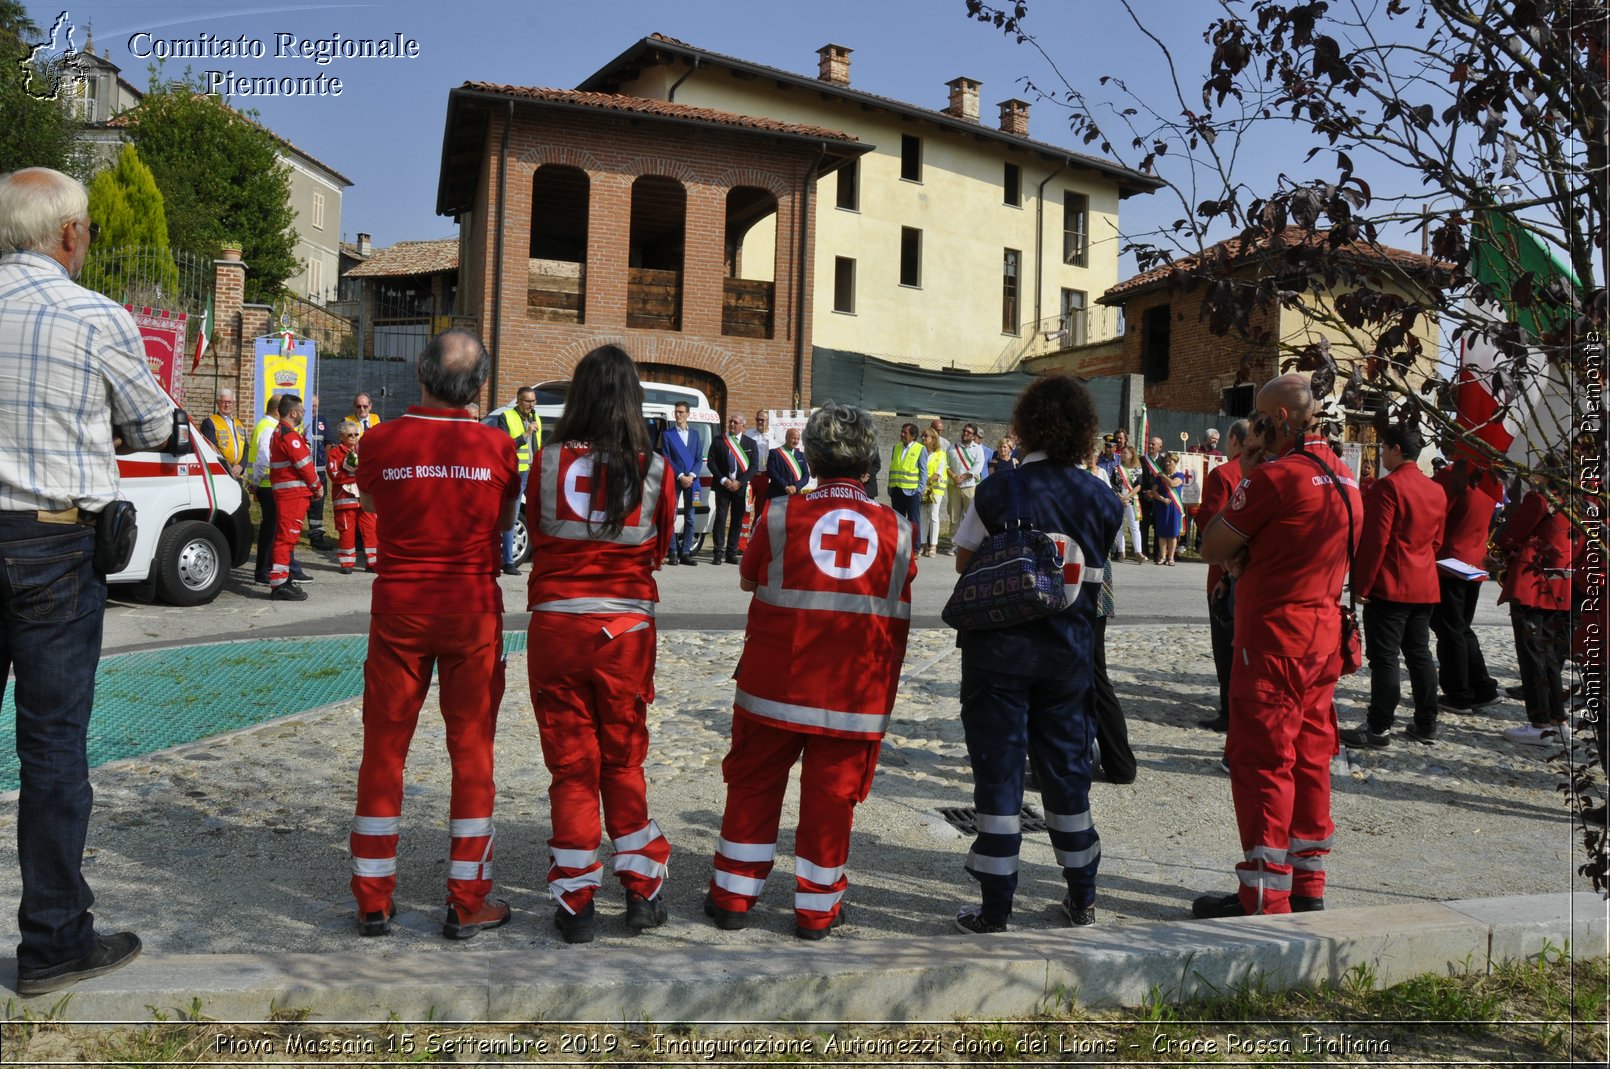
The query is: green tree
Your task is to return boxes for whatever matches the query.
[80,142,180,305]
[124,75,297,302]
[0,1,80,176]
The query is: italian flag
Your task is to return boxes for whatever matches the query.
[1455,211,1577,468]
[190,294,212,372]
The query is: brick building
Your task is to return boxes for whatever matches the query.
[436,85,866,418]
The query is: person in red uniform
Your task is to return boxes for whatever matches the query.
[1193,418,1250,733]
[325,420,378,574]
[266,393,322,601]
[1196,373,1361,917]
[348,328,520,940]
[1430,459,1502,713]
[1339,425,1447,747]
[705,402,917,939]
[1491,467,1574,746]
[526,344,676,944]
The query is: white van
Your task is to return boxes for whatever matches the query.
[509,379,720,563]
[109,414,253,605]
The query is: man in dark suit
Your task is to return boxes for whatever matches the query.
[765,427,810,499]
[1340,425,1447,747]
[707,414,756,564]
[660,400,702,565]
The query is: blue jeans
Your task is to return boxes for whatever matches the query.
[501,467,530,565]
[959,664,1100,917]
[1,513,106,972]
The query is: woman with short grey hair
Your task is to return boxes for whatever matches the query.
[802,402,877,478]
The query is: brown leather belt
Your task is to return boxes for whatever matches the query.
[34,507,98,527]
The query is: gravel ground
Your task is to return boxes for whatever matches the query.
[0,623,1595,958]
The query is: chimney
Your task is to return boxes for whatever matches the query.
[945,77,982,122]
[998,98,1030,136]
[357,233,371,256]
[817,44,852,86]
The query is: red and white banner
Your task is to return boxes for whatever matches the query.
[126,305,187,402]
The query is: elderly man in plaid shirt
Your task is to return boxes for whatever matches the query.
[0,167,175,996]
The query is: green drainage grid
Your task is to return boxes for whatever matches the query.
[0,633,532,793]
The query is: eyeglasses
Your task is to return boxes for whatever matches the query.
[355,403,371,410]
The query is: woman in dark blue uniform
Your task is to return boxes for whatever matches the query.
[949,374,1122,933]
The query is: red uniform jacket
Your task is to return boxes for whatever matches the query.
[1351,462,1445,604]
[736,480,917,740]
[1434,469,1499,572]
[326,442,362,508]
[1196,457,1241,594]
[1494,490,1572,610]
[268,420,319,494]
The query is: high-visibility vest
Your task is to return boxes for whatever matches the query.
[504,409,535,472]
[247,415,277,487]
[888,441,923,492]
[205,413,247,467]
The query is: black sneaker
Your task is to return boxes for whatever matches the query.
[554,901,595,944]
[1404,722,1437,745]
[1506,684,1526,700]
[289,568,315,583]
[501,564,521,576]
[357,903,394,937]
[271,582,308,601]
[703,891,747,931]
[954,905,1009,934]
[1339,725,1390,749]
[1198,713,1230,732]
[794,906,846,941]
[16,932,142,996]
[664,557,680,566]
[1191,891,1245,918]
[725,553,739,564]
[443,897,511,940]
[710,555,724,566]
[1061,894,1096,927]
[1436,696,1473,715]
[624,891,668,930]
[680,555,699,567]
[1292,895,1325,912]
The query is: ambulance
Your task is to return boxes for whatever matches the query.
[508,379,719,564]
[108,413,254,605]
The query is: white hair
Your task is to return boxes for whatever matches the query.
[0,168,88,253]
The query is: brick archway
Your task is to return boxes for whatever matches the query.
[637,362,727,419]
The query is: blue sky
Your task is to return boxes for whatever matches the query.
[24,0,1431,267]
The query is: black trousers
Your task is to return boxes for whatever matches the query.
[1208,582,1235,719]
[1430,575,1497,705]
[1512,605,1570,725]
[711,485,744,559]
[1139,497,1157,559]
[1363,599,1438,732]
[253,485,297,580]
[1092,617,1136,783]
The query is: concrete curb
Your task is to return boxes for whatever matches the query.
[7,893,1603,1023]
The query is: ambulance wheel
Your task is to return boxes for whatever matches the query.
[153,521,229,606]
[511,511,532,565]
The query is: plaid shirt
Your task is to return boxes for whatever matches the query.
[0,250,175,511]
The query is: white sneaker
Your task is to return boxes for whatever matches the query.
[1503,723,1571,747]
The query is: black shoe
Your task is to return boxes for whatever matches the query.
[1198,713,1230,732]
[1339,725,1390,749]
[954,905,1009,934]
[794,906,846,941]
[443,897,511,940]
[725,553,740,564]
[340,566,354,575]
[253,573,270,585]
[271,582,308,601]
[501,563,520,576]
[703,891,747,931]
[554,901,595,944]
[308,535,333,551]
[1506,684,1526,700]
[1061,893,1096,927]
[16,932,142,996]
[358,903,395,937]
[681,555,698,567]
[289,568,314,583]
[1191,892,1245,919]
[1404,722,1437,745]
[1436,696,1473,715]
[625,891,668,930]
[1292,895,1325,912]
[711,555,724,565]
[664,556,680,566]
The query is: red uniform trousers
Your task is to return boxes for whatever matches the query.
[708,715,880,934]
[269,488,313,588]
[1225,646,1340,914]
[350,612,505,915]
[528,613,670,914]
[333,502,378,570]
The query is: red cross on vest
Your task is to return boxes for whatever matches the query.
[809,508,878,580]
[822,517,870,570]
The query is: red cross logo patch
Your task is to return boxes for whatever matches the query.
[561,454,607,523]
[1046,532,1086,604]
[809,508,878,580]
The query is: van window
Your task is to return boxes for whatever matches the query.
[642,386,706,408]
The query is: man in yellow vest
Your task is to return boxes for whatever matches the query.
[887,422,926,529]
[199,387,248,479]
[349,392,380,434]
[495,385,541,575]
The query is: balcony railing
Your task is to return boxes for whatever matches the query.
[988,306,1125,373]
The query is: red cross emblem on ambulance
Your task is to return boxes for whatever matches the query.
[810,508,878,580]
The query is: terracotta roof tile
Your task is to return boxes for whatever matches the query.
[1099,227,1442,304]
[457,84,861,143]
[343,238,458,278]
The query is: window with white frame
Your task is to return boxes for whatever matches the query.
[1063,192,1088,266]
[312,192,325,230]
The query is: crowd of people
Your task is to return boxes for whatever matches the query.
[1,165,1599,998]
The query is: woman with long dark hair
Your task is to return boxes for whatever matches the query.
[525,345,675,944]
[948,373,1122,933]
